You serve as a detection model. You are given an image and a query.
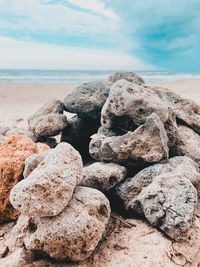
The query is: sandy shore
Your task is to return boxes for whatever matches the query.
[0,79,199,128]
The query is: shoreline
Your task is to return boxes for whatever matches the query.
[0,79,199,128]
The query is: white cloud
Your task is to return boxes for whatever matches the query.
[0,37,154,70]
[68,0,119,20]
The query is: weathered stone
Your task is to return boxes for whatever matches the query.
[115,156,198,240]
[90,113,169,164]
[23,152,47,178]
[10,143,83,218]
[0,125,10,135]
[107,72,145,86]
[152,87,200,134]
[28,113,68,138]
[61,115,100,159]
[101,80,169,128]
[0,135,38,223]
[10,186,111,262]
[63,81,109,119]
[0,134,5,144]
[80,162,127,192]
[174,125,200,170]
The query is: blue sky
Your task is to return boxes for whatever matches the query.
[0,0,199,70]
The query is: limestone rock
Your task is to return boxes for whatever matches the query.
[23,152,47,178]
[0,135,38,223]
[101,79,169,128]
[115,156,198,240]
[0,125,10,135]
[63,81,110,119]
[175,125,200,169]
[10,187,111,262]
[80,162,127,192]
[152,87,200,134]
[90,113,169,164]
[107,72,145,86]
[10,143,83,218]
[61,115,100,159]
[28,113,67,138]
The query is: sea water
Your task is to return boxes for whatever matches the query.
[0,69,200,83]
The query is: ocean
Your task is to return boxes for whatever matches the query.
[0,69,200,84]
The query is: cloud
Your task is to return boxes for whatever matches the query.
[0,36,154,70]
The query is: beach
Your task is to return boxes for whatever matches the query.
[0,79,199,129]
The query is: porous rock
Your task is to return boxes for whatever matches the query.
[174,125,200,169]
[23,152,47,178]
[152,86,200,134]
[10,143,83,218]
[90,113,169,164]
[80,162,127,192]
[9,186,111,262]
[0,135,38,223]
[107,71,145,86]
[115,156,198,240]
[101,79,169,128]
[63,81,110,119]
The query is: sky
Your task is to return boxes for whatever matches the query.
[0,0,199,71]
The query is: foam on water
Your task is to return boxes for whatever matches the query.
[0,69,200,83]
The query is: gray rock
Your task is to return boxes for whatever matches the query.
[174,125,200,170]
[80,162,127,192]
[115,156,198,240]
[28,113,67,138]
[61,115,100,159]
[0,125,10,135]
[63,81,110,119]
[23,152,47,178]
[152,87,200,134]
[10,186,111,262]
[10,143,83,217]
[106,72,145,86]
[90,113,169,164]
[101,79,169,129]
[0,134,5,144]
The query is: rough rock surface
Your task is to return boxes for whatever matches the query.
[28,99,67,138]
[174,125,200,170]
[80,162,127,192]
[63,81,110,119]
[23,152,47,178]
[0,134,5,144]
[106,72,145,86]
[9,186,111,262]
[10,143,83,218]
[90,113,169,164]
[61,115,100,159]
[115,156,198,240]
[101,80,169,128]
[0,135,38,223]
[152,86,200,134]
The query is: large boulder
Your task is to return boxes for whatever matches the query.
[9,186,111,262]
[115,156,198,240]
[174,125,200,169]
[61,115,100,159]
[10,143,83,218]
[63,81,110,119]
[90,113,169,164]
[106,72,145,86]
[152,87,200,134]
[0,135,39,223]
[101,79,169,129]
[80,162,127,192]
[28,99,67,138]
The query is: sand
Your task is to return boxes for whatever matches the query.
[0,79,200,267]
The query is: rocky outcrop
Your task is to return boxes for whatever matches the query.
[28,99,67,138]
[115,156,198,240]
[101,80,169,129]
[80,162,127,192]
[106,72,145,86]
[90,113,169,164]
[152,86,200,134]
[64,82,110,119]
[10,143,83,218]
[0,135,39,223]
[9,186,110,262]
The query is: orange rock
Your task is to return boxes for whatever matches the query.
[0,135,38,223]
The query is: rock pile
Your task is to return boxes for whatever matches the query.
[0,72,200,265]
